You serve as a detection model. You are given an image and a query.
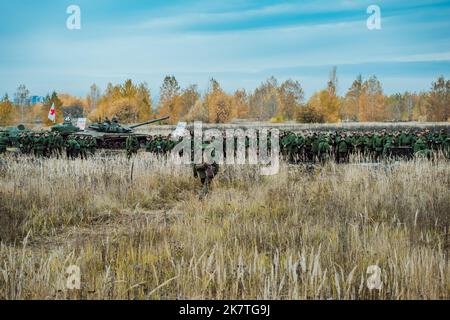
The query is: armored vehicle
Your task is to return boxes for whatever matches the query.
[50,118,81,136]
[74,116,169,149]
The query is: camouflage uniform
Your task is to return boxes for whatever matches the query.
[126,135,140,159]
[33,134,45,157]
[0,133,9,154]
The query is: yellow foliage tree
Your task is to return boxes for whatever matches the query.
[89,80,154,123]
[157,95,184,124]
[277,79,304,120]
[308,90,340,123]
[232,89,249,119]
[185,99,209,122]
[341,75,362,121]
[358,76,386,122]
[0,94,18,125]
[204,80,236,123]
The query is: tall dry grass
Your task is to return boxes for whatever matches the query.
[0,153,448,299]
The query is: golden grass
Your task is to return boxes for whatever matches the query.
[0,153,448,299]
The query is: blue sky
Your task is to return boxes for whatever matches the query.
[1,0,450,100]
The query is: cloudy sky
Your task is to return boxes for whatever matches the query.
[1,0,450,99]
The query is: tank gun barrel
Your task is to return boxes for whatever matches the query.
[128,116,170,129]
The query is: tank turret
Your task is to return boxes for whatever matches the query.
[50,117,81,136]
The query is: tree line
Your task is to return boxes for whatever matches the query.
[1,69,449,126]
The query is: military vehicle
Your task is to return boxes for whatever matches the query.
[74,116,169,149]
[50,118,81,136]
[0,124,31,147]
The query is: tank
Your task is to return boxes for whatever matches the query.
[50,118,81,136]
[74,116,170,149]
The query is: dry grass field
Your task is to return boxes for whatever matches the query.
[0,153,449,299]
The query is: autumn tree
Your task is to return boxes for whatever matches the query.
[0,94,18,125]
[156,76,184,124]
[232,89,249,119]
[307,68,340,123]
[179,84,200,118]
[412,92,428,121]
[427,76,450,121]
[249,77,281,120]
[186,99,209,122]
[358,76,386,122]
[385,92,415,121]
[159,76,180,105]
[89,80,153,123]
[307,90,340,123]
[341,75,362,121]
[204,78,235,123]
[277,79,304,120]
[296,104,324,123]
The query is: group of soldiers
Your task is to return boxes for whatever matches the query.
[280,128,449,163]
[12,131,65,157]
[0,131,97,159]
[123,135,178,159]
[135,128,450,163]
[1,127,449,164]
[144,135,178,155]
[65,135,97,159]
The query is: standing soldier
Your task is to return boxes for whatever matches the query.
[336,132,349,163]
[413,133,431,159]
[41,132,49,157]
[0,133,9,154]
[317,133,331,162]
[399,129,414,147]
[33,133,45,157]
[311,132,319,162]
[361,132,372,157]
[78,136,88,160]
[155,135,164,155]
[372,131,385,161]
[66,135,80,160]
[18,132,28,154]
[47,132,56,157]
[54,132,64,158]
[126,135,140,159]
[88,136,97,156]
[192,139,219,199]
[383,135,395,158]
[145,136,153,152]
[423,129,435,149]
